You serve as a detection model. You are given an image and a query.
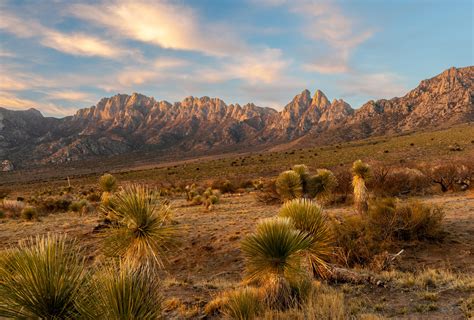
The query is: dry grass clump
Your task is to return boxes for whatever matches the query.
[0,234,89,318]
[380,268,474,291]
[221,287,263,319]
[333,199,444,267]
[100,184,177,271]
[86,264,163,319]
[20,206,38,221]
[0,199,25,218]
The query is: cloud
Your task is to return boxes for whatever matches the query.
[339,72,407,101]
[70,1,245,57]
[46,90,95,102]
[0,92,74,117]
[257,0,374,74]
[0,12,130,58]
[199,48,290,84]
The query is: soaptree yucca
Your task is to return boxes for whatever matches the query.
[292,164,310,190]
[275,170,303,201]
[351,160,371,215]
[241,217,312,308]
[306,169,338,202]
[0,234,89,319]
[99,173,117,193]
[279,199,333,277]
[101,184,177,271]
[87,264,162,319]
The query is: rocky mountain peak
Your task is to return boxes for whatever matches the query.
[311,89,330,109]
[0,66,471,168]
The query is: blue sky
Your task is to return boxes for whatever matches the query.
[0,0,472,117]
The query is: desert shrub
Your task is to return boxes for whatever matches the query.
[191,195,203,205]
[333,199,445,267]
[241,217,312,309]
[351,160,371,215]
[0,209,4,218]
[256,180,281,205]
[20,206,38,221]
[0,234,89,318]
[69,199,88,212]
[275,170,303,201]
[306,169,338,202]
[86,192,101,202]
[222,287,262,320]
[278,199,332,277]
[87,264,162,319]
[99,173,117,193]
[100,184,177,271]
[1,199,25,218]
[423,162,473,192]
[370,166,431,197]
[332,168,353,203]
[37,196,72,213]
[252,179,264,191]
[202,188,220,210]
[211,179,236,194]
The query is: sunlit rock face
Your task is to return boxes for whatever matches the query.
[0,66,472,168]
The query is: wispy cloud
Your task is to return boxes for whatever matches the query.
[199,48,290,84]
[0,12,131,58]
[0,92,74,117]
[69,1,245,57]
[339,72,407,103]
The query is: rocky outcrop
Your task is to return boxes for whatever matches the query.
[0,66,472,168]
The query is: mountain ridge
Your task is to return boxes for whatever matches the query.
[1,66,472,169]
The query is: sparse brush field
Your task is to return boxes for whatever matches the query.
[0,125,473,319]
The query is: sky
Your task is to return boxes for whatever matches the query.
[0,0,472,117]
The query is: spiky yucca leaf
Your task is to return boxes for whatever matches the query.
[241,217,312,283]
[222,287,262,320]
[292,164,310,188]
[279,199,333,277]
[0,234,89,319]
[87,264,162,320]
[306,169,338,201]
[352,160,371,180]
[275,170,303,201]
[99,173,118,192]
[101,184,177,271]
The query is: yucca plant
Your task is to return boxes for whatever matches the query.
[241,217,312,308]
[279,199,333,277]
[202,187,220,210]
[222,287,262,320]
[275,170,303,201]
[86,264,162,320]
[307,169,338,203]
[99,173,118,193]
[101,184,177,271]
[352,160,371,215]
[0,234,89,318]
[292,164,310,190]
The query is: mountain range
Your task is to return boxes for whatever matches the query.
[1,66,473,169]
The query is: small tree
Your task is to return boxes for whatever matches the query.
[351,160,371,215]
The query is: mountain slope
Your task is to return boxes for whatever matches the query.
[0,66,472,169]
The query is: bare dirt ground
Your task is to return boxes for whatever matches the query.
[1,192,473,319]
